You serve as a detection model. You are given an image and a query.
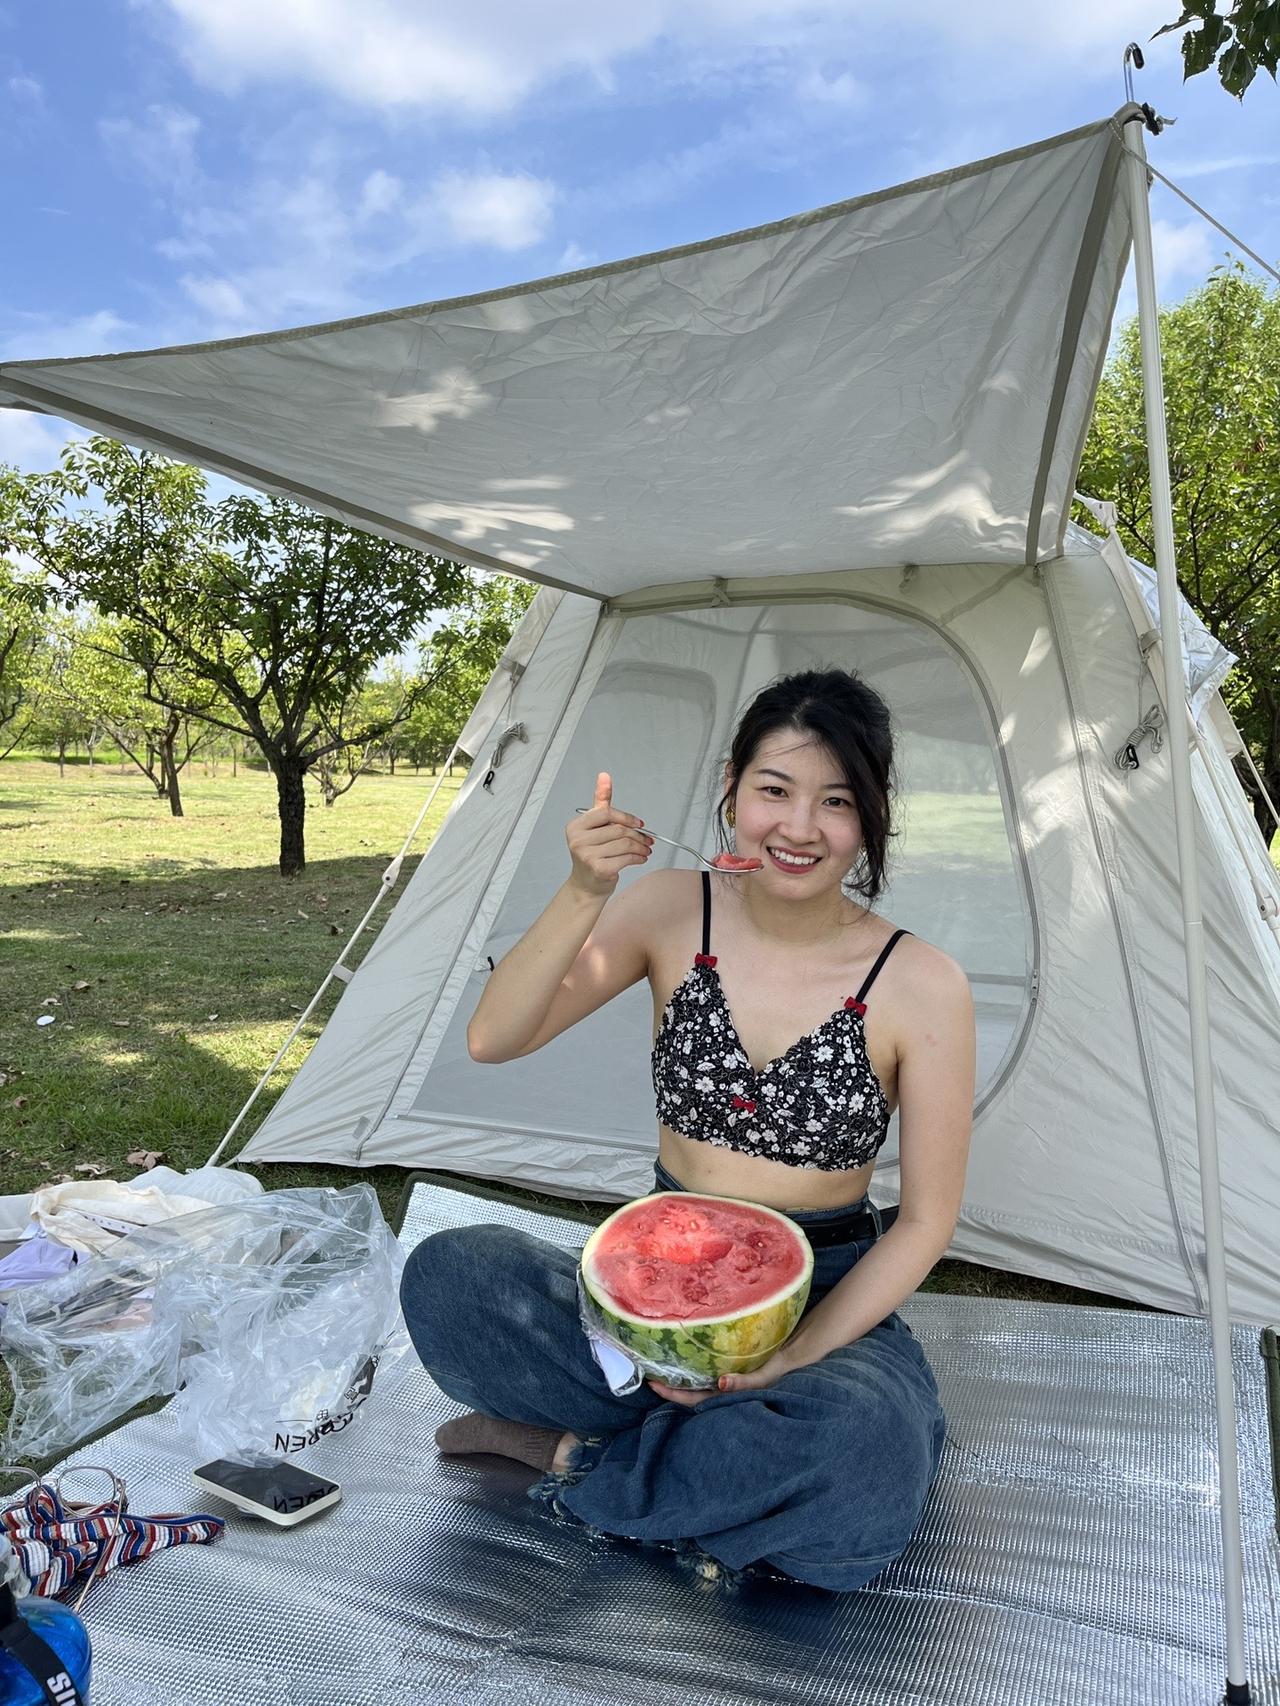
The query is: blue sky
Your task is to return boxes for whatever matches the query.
[2,0,1277,481]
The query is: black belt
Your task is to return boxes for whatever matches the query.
[790,1202,898,1248]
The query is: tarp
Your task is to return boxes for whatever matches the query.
[0,115,1133,598]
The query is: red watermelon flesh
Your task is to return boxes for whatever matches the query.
[592,1197,799,1318]
[580,1193,813,1386]
[711,852,764,871]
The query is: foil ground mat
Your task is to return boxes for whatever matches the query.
[54,1180,1280,1704]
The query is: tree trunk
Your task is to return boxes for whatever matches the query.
[161,739,185,817]
[57,738,66,779]
[274,756,308,876]
[389,752,397,776]
[232,743,238,778]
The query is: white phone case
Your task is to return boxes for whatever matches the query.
[191,1472,342,1528]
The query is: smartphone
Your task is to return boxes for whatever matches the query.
[192,1459,342,1528]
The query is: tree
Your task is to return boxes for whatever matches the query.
[22,616,92,775]
[1154,2,1280,96]
[14,438,481,874]
[403,574,536,771]
[62,619,216,814]
[0,562,47,759]
[1078,263,1280,847]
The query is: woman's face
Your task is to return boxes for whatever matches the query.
[729,730,863,890]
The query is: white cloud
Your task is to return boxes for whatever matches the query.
[558,240,597,270]
[6,74,44,104]
[358,169,402,220]
[1151,217,1216,283]
[429,170,556,250]
[1163,154,1280,180]
[0,309,133,363]
[180,274,252,324]
[0,409,83,473]
[151,0,1161,117]
[99,103,202,191]
[796,67,860,104]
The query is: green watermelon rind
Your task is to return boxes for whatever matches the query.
[580,1192,814,1389]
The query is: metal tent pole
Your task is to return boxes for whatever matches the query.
[1121,113,1251,1703]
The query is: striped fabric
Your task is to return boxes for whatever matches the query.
[2,1482,225,1597]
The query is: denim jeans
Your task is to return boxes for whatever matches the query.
[400,1161,945,1592]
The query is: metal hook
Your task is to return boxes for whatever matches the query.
[1124,42,1144,105]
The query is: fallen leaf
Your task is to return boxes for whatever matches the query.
[126,1149,164,1170]
[328,923,340,936]
[297,910,309,919]
[75,1162,107,1176]
[206,1012,219,1021]
[41,996,61,1008]
[110,1019,130,1028]
[0,1072,8,1087]
[211,892,228,901]
[73,980,91,992]
[12,1096,28,1109]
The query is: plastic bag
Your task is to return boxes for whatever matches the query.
[1,1185,406,1464]
[576,1269,728,1392]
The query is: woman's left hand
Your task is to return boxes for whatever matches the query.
[646,1352,796,1406]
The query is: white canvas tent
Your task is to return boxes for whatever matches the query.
[4,102,1278,1689]
[4,103,1272,1317]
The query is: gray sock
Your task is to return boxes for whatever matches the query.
[435,1411,564,1473]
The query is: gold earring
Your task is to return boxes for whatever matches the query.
[725,802,736,827]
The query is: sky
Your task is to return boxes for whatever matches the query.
[1,0,1277,484]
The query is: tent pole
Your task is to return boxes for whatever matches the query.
[1121,116,1251,1702]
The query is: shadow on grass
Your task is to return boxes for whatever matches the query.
[2,853,413,897]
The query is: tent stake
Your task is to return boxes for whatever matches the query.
[1122,114,1252,1703]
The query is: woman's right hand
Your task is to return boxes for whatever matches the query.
[567,772,654,897]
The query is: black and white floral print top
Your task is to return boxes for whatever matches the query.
[652,872,909,1173]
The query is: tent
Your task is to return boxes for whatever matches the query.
[3,103,1277,1695]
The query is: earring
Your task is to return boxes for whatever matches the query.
[725,802,736,828]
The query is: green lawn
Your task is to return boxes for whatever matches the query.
[1,760,1159,1447]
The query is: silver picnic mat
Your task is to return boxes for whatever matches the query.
[45,1178,1280,1703]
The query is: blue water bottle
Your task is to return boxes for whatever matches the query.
[0,1538,91,1705]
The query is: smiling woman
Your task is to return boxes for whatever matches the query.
[400,664,976,1592]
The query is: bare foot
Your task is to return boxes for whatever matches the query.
[552,1430,580,1472]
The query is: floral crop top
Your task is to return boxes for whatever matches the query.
[652,872,909,1172]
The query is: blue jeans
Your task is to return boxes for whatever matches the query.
[400,1161,945,1592]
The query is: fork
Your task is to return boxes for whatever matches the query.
[573,809,755,872]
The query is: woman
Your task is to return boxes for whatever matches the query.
[400,669,976,1591]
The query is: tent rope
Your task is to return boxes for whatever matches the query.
[1109,120,1280,287]
[204,740,466,1169]
[1237,738,1280,836]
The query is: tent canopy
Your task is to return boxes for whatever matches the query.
[0,114,1134,598]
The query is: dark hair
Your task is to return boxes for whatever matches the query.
[718,669,897,905]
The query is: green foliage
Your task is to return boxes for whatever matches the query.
[1078,263,1280,841]
[1153,0,1280,95]
[8,438,521,872]
[0,508,55,759]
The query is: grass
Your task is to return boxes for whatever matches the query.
[1,759,1162,1449]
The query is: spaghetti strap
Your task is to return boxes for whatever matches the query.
[854,929,911,1004]
[699,870,712,959]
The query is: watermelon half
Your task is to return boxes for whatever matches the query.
[580,1192,813,1388]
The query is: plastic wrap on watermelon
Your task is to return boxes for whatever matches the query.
[576,1191,814,1392]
